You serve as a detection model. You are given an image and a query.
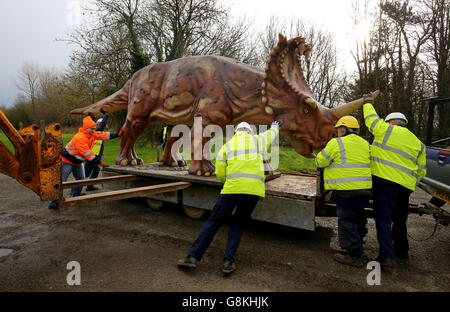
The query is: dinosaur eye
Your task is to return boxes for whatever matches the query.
[304,108,309,114]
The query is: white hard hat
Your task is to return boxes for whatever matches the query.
[235,122,252,133]
[97,118,103,123]
[385,112,408,123]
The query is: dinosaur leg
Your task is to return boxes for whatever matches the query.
[160,126,187,167]
[116,117,148,166]
[188,115,215,176]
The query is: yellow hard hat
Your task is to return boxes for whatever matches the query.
[335,116,360,129]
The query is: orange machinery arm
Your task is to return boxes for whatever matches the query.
[0,110,62,200]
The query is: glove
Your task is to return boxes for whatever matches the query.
[118,129,123,137]
[90,155,101,165]
[88,112,96,122]
[100,108,106,115]
[271,120,281,128]
[363,93,374,104]
[100,162,109,167]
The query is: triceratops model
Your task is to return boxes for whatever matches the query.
[71,34,376,176]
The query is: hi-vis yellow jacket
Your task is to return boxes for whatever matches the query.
[363,103,426,191]
[315,134,372,190]
[215,127,279,198]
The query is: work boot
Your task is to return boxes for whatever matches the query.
[333,253,364,268]
[222,259,235,275]
[395,251,409,264]
[86,185,99,191]
[374,256,395,272]
[177,256,198,269]
[48,201,59,210]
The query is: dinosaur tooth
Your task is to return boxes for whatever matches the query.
[262,96,267,104]
[261,89,266,95]
[261,82,266,88]
[267,57,271,64]
[265,65,269,71]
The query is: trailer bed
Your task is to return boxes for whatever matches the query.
[103,164,319,231]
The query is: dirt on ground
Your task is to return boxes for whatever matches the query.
[0,173,449,292]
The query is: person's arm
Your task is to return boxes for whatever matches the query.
[315,139,336,169]
[93,130,121,140]
[417,144,427,180]
[96,113,108,131]
[214,145,227,183]
[362,94,389,137]
[74,139,97,162]
[258,121,280,152]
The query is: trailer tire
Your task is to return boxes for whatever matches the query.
[145,198,164,210]
[183,205,206,219]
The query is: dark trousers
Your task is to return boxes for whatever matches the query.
[373,176,411,259]
[188,194,259,262]
[85,160,100,179]
[332,192,368,255]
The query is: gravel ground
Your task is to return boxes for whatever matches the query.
[0,174,449,292]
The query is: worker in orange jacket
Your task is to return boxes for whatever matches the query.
[48,116,122,209]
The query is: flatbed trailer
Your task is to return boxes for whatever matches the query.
[102,163,321,231]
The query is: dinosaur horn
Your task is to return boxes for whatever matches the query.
[331,90,380,118]
[305,98,318,109]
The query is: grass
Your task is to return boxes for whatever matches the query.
[0,132,315,171]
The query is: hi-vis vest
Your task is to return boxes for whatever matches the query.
[316,134,372,190]
[363,103,426,191]
[92,139,103,155]
[215,127,279,198]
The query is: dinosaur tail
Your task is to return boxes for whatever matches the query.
[70,81,130,115]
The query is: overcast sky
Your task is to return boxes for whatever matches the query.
[0,0,364,108]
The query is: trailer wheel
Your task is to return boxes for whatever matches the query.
[183,205,206,219]
[145,198,164,211]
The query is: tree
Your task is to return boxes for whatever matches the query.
[15,62,40,122]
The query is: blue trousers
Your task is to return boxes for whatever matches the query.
[85,160,100,179]
[373,176,411,259]
[332,192,368,255]
[49,162,85,207]
[188,194,259,262]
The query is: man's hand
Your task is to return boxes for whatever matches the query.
[363,93,374,104]
[90,155,101,165]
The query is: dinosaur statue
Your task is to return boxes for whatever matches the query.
[71,34,377,176]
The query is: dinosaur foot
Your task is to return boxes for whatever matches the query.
[116,155,143,166]
[188,160,215,177]
[159,154,187,167]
